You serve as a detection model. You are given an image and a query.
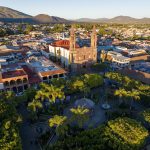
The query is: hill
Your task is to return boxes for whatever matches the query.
[0,6,70,23]
[75,18,108,23]
[75,16,150,24]
[0,7,149,24]
[0,6,31,18]
[33,14,69,23]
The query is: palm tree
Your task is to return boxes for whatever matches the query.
[2,91,17,106]
[28,99,43,120]
[28,99,43,112]
[35,83,65,103]
[49,115,68,136]
[128,89,140,110]
[138,84,150,92]
[123,76,141,90]
[114,88,128,104]
[70,106,89,128]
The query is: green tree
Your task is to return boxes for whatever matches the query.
[49,115,68,136]
[70,106,89,128]
[67,78,85,94]
[83,74,103,89]
[50,117,148,150]
[103,117,148,150]
[128,89,140,110]
[91,63,108,72]
[0,93,22,150]
[114,88,128,104]
[141,109,150,124]
[51,78,66,89]
[24,87,37,101]
[28,99,43,112]
[35,83,65,103]
[25,24,35,34]
[0,28,6,37]
[105,72,123,83]
[17,24,24,34]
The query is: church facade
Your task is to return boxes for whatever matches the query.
[49,26,97,72]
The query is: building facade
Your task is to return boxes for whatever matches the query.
[49,26,97,72]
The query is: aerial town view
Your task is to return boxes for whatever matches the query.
[0,0,150,150]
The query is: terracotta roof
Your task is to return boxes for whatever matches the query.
[40,69,66,77]
[22,65,41,84]
[2,69,27,79]
[51,40,80,50]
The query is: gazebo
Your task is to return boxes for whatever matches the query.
[74,98,95,110]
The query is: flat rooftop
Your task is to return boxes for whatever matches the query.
[27,56,66,76]
[27,56,59,72]
[113,55,130,61]
[130,55,150,62]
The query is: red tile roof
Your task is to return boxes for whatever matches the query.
[2,69,27,79]
[40,69,66,77]
[51,40,79,50]
[22,65,42,84]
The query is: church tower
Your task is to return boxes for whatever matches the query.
[91,25,97,62]
[70,25,76,51]
[91,25,97,49]
[69,25,76,64]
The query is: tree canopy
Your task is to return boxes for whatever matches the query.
[141,109,150,124]
[0,92,22,150]
[49,117,148,150]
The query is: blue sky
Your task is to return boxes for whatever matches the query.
[0,0,150,19]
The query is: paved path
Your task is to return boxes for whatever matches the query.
[64,99,107,129]
[18,104,41,150]
[85,103,106,128]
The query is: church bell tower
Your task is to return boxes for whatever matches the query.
[91,25,97,49]
[69,25,76,64]
[91,25,97,62]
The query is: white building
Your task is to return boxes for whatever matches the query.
[107,51,130,70]
[26,56,67,83]
[127,49,146,57]
[114,46,128,53]
[49,41,70,68]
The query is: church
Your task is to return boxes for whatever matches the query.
[49,25,97,72]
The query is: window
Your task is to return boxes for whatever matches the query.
[59,74,64,78]
[53,74,58,78]
[43,77,47,80]
[83,64,86,68]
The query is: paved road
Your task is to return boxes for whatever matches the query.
[18,104,41,150]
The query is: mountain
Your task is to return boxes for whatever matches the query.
[0,6,150,24]
[33,14,69,23]
[75,16,150,24]
[0,6,70,23]
[109,16,137,23]
[75,18,108,22]
[0,6,31,18]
